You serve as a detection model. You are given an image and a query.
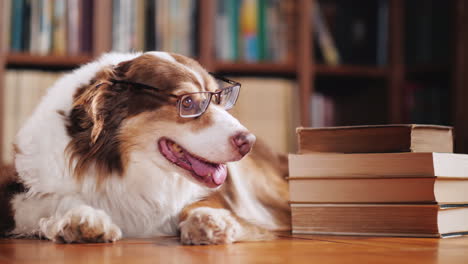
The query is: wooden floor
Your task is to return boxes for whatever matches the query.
[1,234,468,264]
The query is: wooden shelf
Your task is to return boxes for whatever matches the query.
[315,65,389,78]
[6,53,93,68]
[214,61,296,75]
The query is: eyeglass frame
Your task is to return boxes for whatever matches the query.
[106,72,241,118]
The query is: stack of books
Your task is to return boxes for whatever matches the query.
[289,124,468,238]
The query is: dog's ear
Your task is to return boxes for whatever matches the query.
[88,82,111,144]
[87,61,133,144]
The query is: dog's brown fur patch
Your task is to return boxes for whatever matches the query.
[0,165,26,236]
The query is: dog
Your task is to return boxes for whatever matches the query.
[0,52,290,244]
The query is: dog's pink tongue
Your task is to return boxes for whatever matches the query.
[186,155,227,186]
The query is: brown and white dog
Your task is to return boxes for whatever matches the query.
[0,52,290,244]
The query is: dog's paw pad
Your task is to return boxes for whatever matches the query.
[179,207,242,245]
[40,205,122,243]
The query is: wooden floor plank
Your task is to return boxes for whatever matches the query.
[1,236,468,264]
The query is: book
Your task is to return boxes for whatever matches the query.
[52,0,67,55]
[312,1,340,65]
[376,0,388,66]
[38,0,53,55]
[290,203,468,238]
[289,178,468,204]
[10,0,25,52]
[296,124,453,154]
[289,152,468,178]
[3,0,12,52]
[240,0,259,61]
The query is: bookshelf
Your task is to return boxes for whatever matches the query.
[0,0,466,163]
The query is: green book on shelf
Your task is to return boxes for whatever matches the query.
[11,0,25,51]
[229,0,240,61]
[257,0,266,61]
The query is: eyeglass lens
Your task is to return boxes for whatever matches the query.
[179,93,212,118]
[219,85,240,110]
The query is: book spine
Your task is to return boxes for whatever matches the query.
[240,0,258,62]
[39,0,53,55]
[313,1,340,65]
[67,0,79,54]
[376,0,388,66]
[3,0,12,52]
[229,0,240,61]
[52,0,67,55]
[257,0,266,61]
[80,0,93,53]
[144,0,155,51]
[10,0,24,52]
[21,0,31,51]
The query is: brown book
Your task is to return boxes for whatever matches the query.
[289,178,468,204]
[288,152,468,178]
[291,203,468,238]
[297,124,453,154]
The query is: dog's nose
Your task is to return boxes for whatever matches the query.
[232,132,256,156]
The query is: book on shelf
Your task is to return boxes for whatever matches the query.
[309,92,334,128]
[376,0,389,66]
[296,124,453,154]
[2,0,12,52]
[312,1,340,66]
[5,0,93,55]
[290,203,468,238]
[215,0,293,63]
[240,0,259,62]
[289,152,468,178]
[2,70,64,164]
[112,0,196,56]
[289,177,468,204]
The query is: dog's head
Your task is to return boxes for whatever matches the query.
[66,52,255,188]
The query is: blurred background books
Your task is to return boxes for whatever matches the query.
[1,0,467,164]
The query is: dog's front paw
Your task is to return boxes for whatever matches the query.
[40,205,122,243]
[179,207,243,245]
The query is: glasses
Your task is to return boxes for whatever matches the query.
[109,73,241,118]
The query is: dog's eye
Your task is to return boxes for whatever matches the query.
[181,96,194,110]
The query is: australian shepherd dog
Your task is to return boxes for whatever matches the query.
[0,52,290,244]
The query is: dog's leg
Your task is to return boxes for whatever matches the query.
[178,194,272,245]
[13,194,122,243]
[39,205,122,243]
